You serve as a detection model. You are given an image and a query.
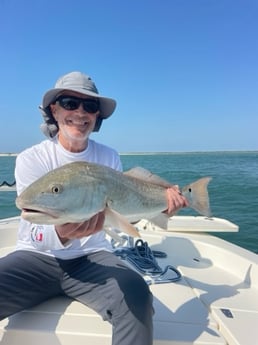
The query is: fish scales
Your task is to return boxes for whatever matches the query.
[16,161,211,237]
[76,162,168,217]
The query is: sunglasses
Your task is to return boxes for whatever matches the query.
[55,96,100,114]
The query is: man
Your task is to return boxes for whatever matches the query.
[0,71,188,344]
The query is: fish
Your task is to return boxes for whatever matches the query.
[15,161,212,237]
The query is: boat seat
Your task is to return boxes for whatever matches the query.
[0,281,227,345]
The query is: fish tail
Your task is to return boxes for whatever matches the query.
[182,177,212,217]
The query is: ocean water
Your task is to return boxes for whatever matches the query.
[0,152,257,254]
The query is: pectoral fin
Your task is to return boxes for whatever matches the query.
[104,207,140,238]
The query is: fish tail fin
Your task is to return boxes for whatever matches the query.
[182,177,212,217]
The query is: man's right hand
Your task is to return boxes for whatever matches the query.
[55,211,105,244]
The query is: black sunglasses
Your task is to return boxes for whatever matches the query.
[55,96,100,114]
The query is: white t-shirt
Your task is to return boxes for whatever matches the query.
[15,138,122,259]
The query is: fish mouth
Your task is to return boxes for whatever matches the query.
[16,196,61,221]
[21,207,59,220]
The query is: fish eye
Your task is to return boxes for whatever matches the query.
[51,184,63,194]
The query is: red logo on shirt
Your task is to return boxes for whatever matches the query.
[36,232,43,241]
[31,226,44,242]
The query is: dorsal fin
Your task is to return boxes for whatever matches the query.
[124,167,172,188]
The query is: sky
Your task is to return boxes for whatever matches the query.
[0,0,257,153]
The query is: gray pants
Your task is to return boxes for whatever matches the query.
[0,250,153,345]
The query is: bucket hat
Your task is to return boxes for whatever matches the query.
[43,71,116,118]
[40,71,116,136]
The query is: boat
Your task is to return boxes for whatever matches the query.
[0,210,257,345]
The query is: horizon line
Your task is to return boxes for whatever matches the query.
[0,149,257,157]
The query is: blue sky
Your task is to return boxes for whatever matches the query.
[0,0,257,153]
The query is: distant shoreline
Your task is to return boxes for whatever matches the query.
[0,153,18,157]
[119,150,258,155]
[0,151,257,157]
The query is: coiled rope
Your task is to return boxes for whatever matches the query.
[115,239,181,284]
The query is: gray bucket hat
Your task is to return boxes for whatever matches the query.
[43,71,116,118]
[40,71,116,137]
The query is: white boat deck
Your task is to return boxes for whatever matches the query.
[0,216,257,345]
